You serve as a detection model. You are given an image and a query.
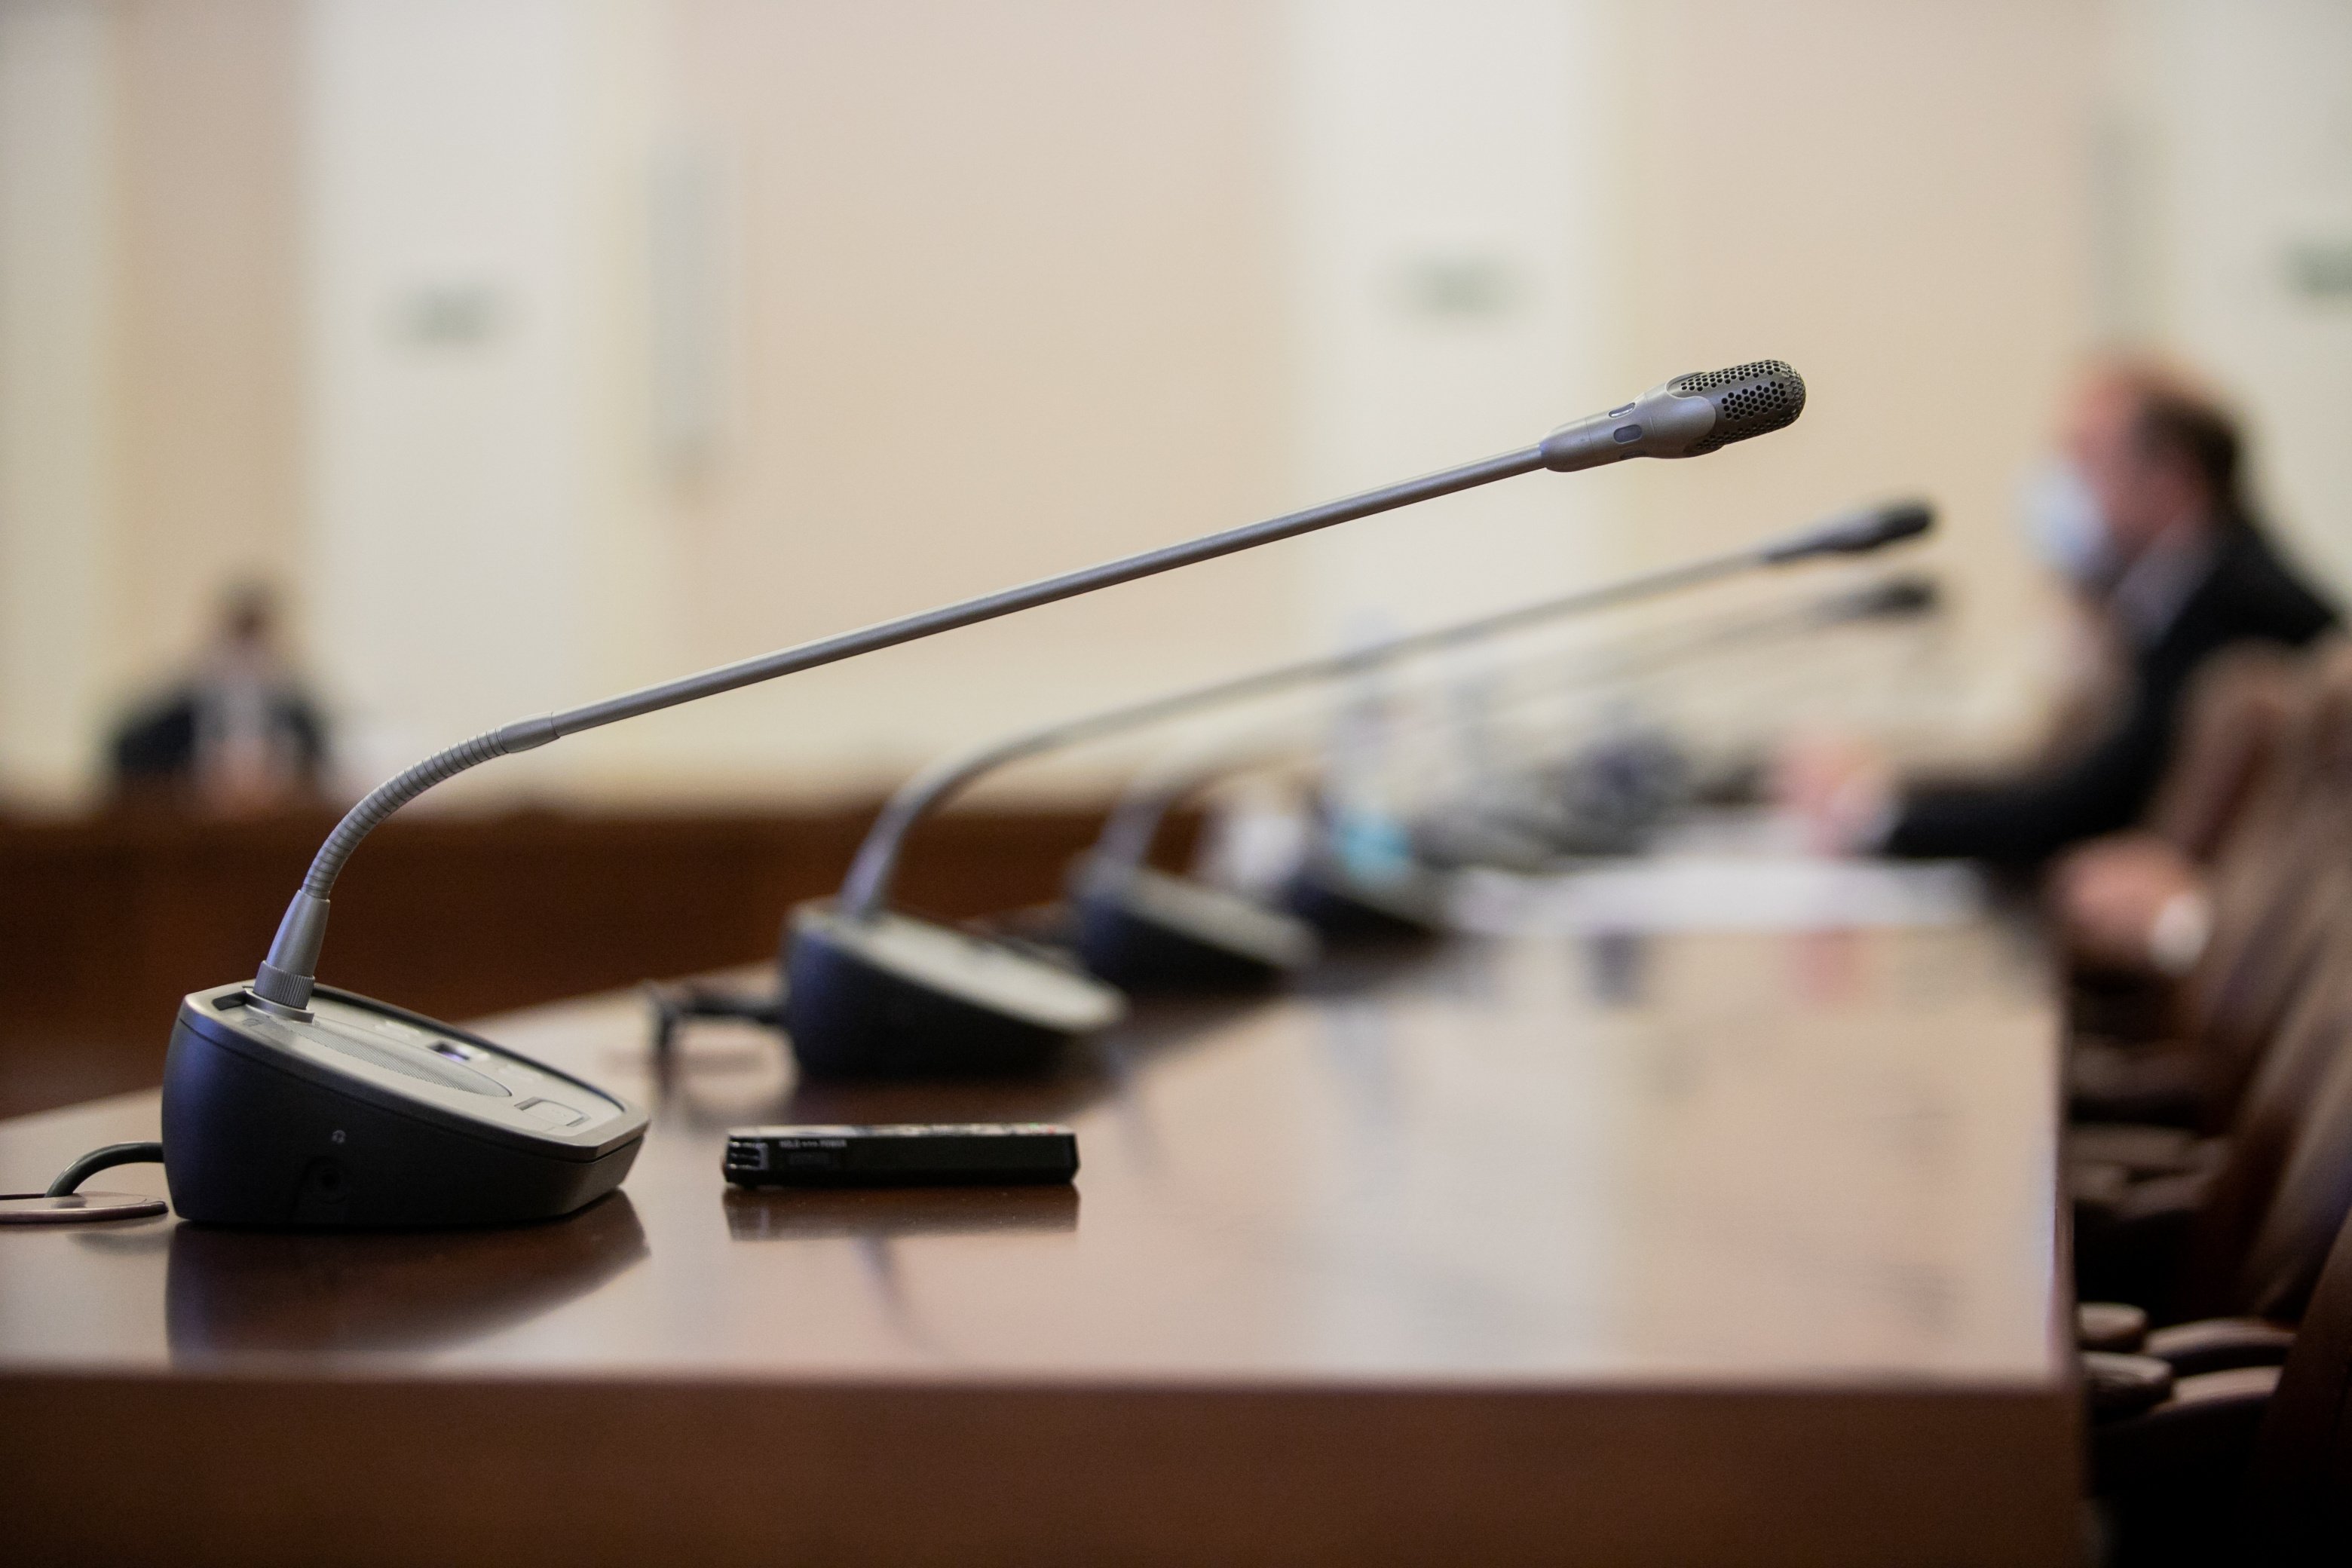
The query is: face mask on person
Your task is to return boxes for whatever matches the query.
[2019,459,2115,587]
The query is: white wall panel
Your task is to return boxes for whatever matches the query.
[0,0,116,801]
[1282,0,1628,645]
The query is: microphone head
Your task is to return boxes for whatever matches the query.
[1663,360,1808,455]
[1539,360,1805,471]
[1766,498,1937,562]
[1818,573,1942,625]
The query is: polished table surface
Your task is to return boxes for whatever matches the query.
[0,923,2077,1565]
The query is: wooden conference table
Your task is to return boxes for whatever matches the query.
[0,920,2076,1566]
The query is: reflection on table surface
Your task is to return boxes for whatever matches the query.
[164,1193,648,1361]
[0,924,2058,1383]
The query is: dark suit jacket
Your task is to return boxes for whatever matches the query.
[1886,527,2336,865]
[111,687,329,787]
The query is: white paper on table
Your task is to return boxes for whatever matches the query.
[1448,856,1985,936]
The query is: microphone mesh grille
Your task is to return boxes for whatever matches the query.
[1671,360,1805,455]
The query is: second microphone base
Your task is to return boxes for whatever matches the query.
[1072,863,1319,991]
[1282,858,1451,942]
[783,903,1125,1080]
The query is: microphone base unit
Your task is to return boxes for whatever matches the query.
[161,984,647,1228]
[1072,863,1320,991]
[1282,859,1451,942]
[783,903,1125,1080]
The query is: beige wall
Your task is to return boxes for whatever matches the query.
[1605,0,2101,755]
[2104,0,2352,592]
[625,0,2102,791]
[0,0,302,802]
[590,0,1293,798]
[112,0,304,680]
[18,0,2328,804]
[663,0,1288,669]
[0,0,118,798]
[286,0,1296,802]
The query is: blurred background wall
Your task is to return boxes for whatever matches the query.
[0,0,2345,810]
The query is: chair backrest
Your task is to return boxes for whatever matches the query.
[2246,1199,2352,1560]
[2149,642,2308,862]
[2194,858,2352,1134]
[2182,643,2352,1125]
[2233,1019,2352,1325]
[2181,923,2352,1320]
[2197,644,2352,941]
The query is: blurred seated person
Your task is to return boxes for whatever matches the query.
[1790,358,2336,868]
[110,582,330,813]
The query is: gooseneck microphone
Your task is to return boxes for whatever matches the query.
[1077,519,1944,981]
[831,497,1922,920]
[135,360,1803,1227]
[1080,563,1949,960]
[1397,570,1950,877]
[251,360,1806,1012]
[789,495,1925,1073]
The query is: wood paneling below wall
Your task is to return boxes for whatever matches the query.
[0,801,1185,1118]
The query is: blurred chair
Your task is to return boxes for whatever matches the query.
[2147,645,2310,862]
[2087,1188,2352,1565]
[2069,655,2352,1316]
[2075,923,2352,1320]
[2055,644,2304,979]
[2068,641,2352,1132]
[2244,1204,2352,1562]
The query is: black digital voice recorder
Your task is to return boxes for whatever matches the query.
[722,1124,1079,1189]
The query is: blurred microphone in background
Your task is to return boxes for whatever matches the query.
[1788,357,2336,875]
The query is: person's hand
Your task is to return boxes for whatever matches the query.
[2049,832,2210,975]
[1774,731,1897,854]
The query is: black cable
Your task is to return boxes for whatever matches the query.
[643,983,785,1054]
[47,1141,164,1197]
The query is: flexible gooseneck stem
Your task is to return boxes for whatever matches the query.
[834,533,1836,919]
[251,443,1548,1007]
